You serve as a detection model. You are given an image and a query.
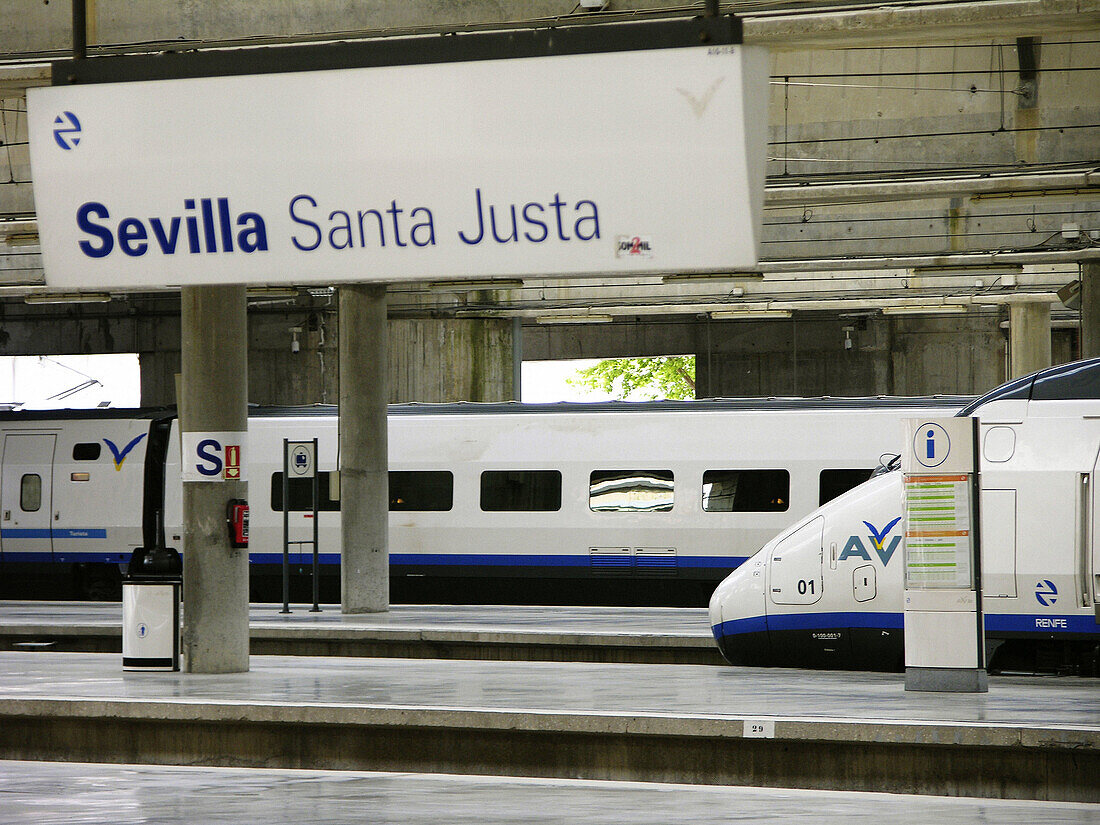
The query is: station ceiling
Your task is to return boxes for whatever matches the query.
[1,0,1098,323]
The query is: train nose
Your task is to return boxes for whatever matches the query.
[708,554,770,666]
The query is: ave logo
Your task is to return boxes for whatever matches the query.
[839,516,902,566]
[181,431,247,482]
[53,111,82,150]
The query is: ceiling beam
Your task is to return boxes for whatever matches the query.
[743,0,1100,50]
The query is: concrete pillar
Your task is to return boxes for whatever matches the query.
[1081,263,1100,360]
[338,284,389,613]
[180,285,249,674]
[1008,301,1052,379]
[388,318,514,402]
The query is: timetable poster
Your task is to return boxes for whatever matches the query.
[903,473,974,589]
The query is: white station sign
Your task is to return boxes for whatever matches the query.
[27,46,768,289]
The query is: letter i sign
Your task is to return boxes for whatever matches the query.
[223,445,241,480]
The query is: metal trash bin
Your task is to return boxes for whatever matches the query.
[122,544,182,672]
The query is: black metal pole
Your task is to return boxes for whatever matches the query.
[970,417,985,669]
[704,0,719,18]
[281,438,290,614]
[310,437,321,612]
[72,0,87,59]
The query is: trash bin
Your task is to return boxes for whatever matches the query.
[122,544,182,672]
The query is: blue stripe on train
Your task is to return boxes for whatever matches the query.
[1,528,108,539]
[1,549,748,570]
[713,611,1097,640]
[984,613,1098,634]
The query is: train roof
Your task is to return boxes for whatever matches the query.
[959,357,1100,416]
[0,395,971,423]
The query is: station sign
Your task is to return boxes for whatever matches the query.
[27,45,768,289]
[181,431,247,482]
[286,441,316,479]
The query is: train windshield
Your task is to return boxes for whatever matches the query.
[956,357,1100,418]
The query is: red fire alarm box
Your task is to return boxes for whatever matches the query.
[227,499,249,549]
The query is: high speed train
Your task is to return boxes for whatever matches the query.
[0,395,967,605]
[709,358,1100,674]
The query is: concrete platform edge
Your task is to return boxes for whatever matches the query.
[1,698,1096,802]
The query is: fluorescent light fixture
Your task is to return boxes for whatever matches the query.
[534,314,614,325]
[3,232,39,247]
[24,292,111,304]
[710,309,792,319]
[247,286,299,299]
[910,264,1023,278]
[661,272,764,283]
[428,279,524,292]
[881,305,968,315]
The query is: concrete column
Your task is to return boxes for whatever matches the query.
[388,318,514,402]
[339,284,389,613]
[1008,301,1052,379]
[1081,263,1100,360]
[180,285,249,674]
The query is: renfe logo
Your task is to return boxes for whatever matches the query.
[1035,579,1059,607]
[52,111,81,150]
[839,516,902,566]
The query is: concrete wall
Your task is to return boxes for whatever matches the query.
[526,313,1042,397]
[0,300,514,406]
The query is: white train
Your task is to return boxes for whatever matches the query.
[0,396,967,604]
[709,358,1100,674]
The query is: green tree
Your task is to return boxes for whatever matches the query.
[569,355,695,400]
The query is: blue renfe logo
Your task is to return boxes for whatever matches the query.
[53,111,82,150]
[1035,579,1058,607]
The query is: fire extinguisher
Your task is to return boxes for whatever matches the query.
[226,499,249,549]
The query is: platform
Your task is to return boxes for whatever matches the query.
[0,650,1096,802]
[2,761,1098,825]
[0,601,721,664]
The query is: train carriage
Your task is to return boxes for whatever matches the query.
[1,396,965,604]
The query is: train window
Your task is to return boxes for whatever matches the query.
[72,442,102,461]
[20,474,41,512]
[1031,359,1100,400]
[590,470,674,513]
[480,470,561,512]
[819,469,875,506]
[390,471,453,511]
[702,470,789,512]
[270,472,341,512]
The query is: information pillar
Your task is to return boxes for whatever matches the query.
[902,416,987,693]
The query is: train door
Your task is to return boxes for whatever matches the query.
[769,516,824,605]
[1,434,56,562]
[1091,447,1100,613]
